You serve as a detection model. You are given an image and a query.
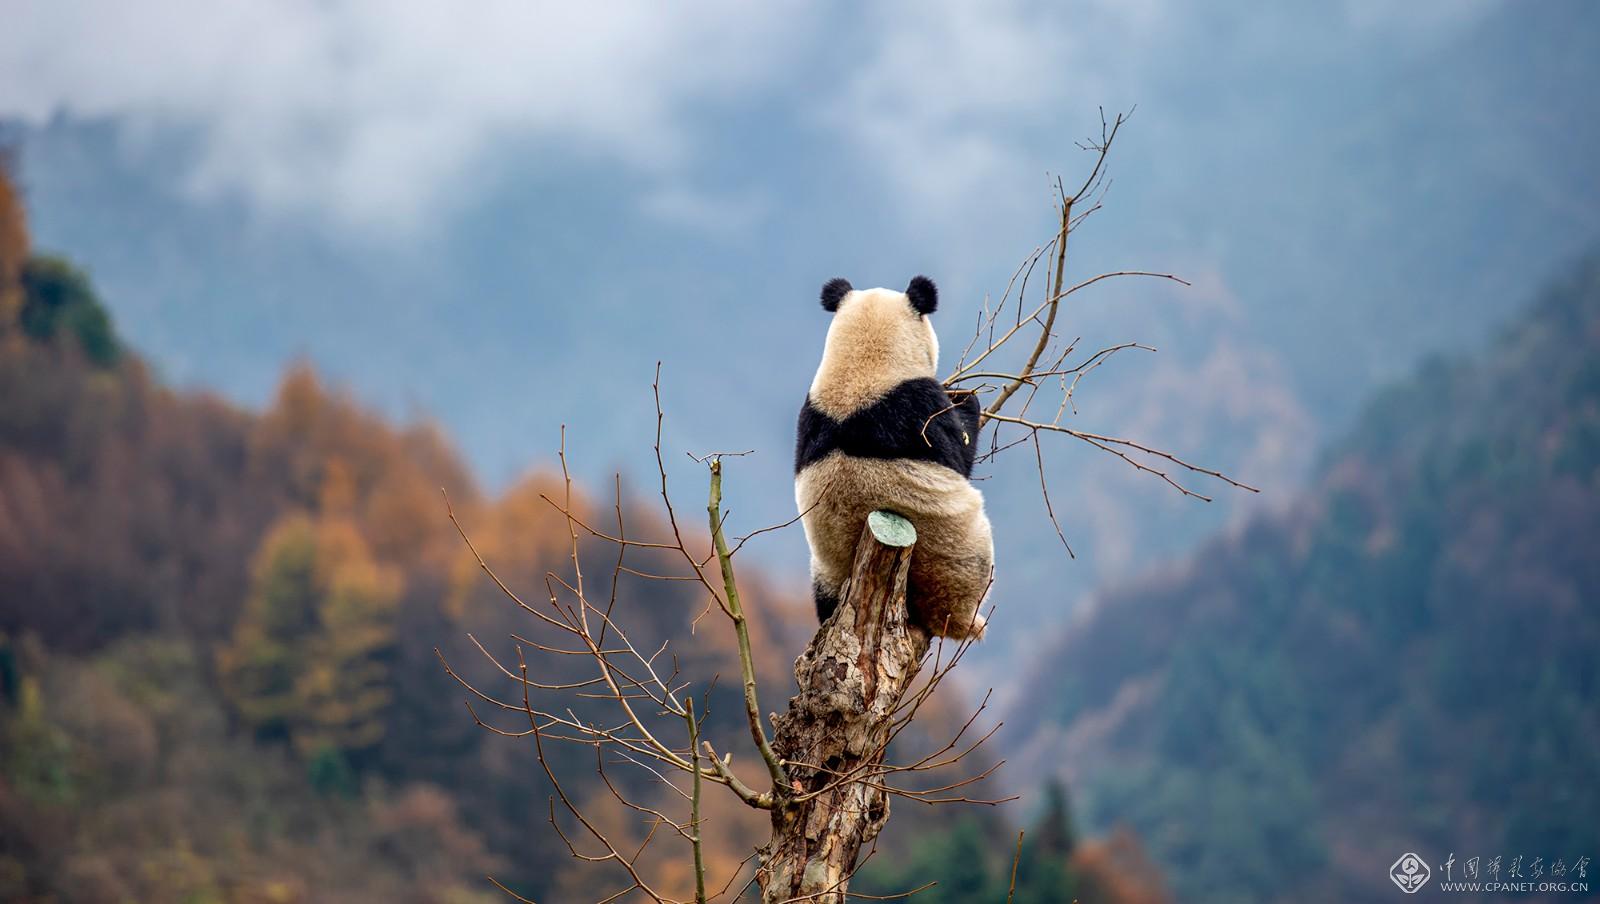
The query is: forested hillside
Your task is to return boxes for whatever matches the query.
[0,166,820,902]
[1003,253,1600,901]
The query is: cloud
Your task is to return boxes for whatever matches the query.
[0,0,802,232]
[816,0,1510,257]
[0,0,1505,243]
[817,1,1167,241]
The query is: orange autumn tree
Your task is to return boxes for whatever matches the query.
[0,153,25,326]
[218,510,402,768]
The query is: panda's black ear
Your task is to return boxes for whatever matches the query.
[906,275,938,315]
[820,278,852,312]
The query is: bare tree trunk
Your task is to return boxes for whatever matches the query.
[759,512,930,903]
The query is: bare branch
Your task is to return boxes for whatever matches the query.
[1007,831,1025,904]
[706,456,788,793]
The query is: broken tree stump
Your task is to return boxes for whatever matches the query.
[759,511,931,903]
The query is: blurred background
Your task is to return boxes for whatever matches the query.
[0,1,1595,901]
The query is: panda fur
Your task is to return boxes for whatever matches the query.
[795,275,993,640]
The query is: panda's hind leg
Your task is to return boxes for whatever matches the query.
[813,578,842,624]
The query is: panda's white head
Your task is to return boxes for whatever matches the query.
[808,276,941,420]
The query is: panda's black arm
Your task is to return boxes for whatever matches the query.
[795,396,836,475]
[891,379,980,478]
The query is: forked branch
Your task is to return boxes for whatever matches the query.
[945,108,1256,554]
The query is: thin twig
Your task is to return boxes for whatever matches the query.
[1007,830,1025,904]
[686,697,707,904]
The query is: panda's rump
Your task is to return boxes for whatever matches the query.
[796,452,992,609]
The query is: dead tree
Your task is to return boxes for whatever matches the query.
[761,512,928,900]
[440,109,1253,903]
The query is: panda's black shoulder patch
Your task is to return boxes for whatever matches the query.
[796,378,981,477]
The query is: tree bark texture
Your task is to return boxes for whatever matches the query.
[759,511,930,903]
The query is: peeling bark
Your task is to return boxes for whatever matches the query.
[759,512,930,903]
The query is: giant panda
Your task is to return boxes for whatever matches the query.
[795,275,993,640]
